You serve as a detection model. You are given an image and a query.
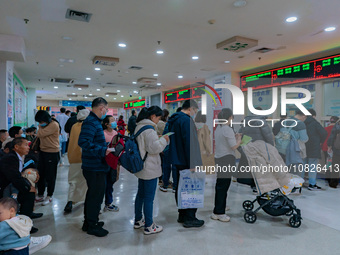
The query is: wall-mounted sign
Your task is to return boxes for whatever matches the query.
[124,99,146,110]
[60,101,92,107]
[241,54,340,91]
[164,85,205,103]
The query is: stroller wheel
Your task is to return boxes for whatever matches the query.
[242,200,254,211]
[289,215,302,228]
[285,210,294,216]
[244,211,257,224]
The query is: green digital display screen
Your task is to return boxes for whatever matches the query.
[123,99,146,110]
[241,54,340,91]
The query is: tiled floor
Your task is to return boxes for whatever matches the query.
[32,157,340,255]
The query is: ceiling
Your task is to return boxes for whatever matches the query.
[1,0,340,103]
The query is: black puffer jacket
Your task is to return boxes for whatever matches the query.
[327,122,340,155]
[239,115,274,146]
[304,116,328,159]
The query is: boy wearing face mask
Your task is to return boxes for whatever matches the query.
[78,98,113,237]
[101,115,119,212]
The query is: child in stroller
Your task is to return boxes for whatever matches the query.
[241,140,303,228]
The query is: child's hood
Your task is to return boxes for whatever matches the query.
[5,215,33,238]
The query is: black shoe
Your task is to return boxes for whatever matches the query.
[64,201,73,213]
[30,226,39,234]
[82,221,104,232]
[183,219,205,228]
[87,226,109,237]
[29,213,43,219]
[307,184,322,191]
[177,215,185,223]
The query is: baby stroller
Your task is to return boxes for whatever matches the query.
[241,140,303,228]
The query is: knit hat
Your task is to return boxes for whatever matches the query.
[77,109,90,121]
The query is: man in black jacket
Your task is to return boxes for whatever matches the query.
[127,110,137,135]
[296,110,328,190]
[0,138,42,233]
[168,99,204,228]
[64,105,86,135]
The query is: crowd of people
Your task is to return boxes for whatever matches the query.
[0,96,339,253]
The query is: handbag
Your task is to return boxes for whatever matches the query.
[201,153,215,174]
[30,137,40,152]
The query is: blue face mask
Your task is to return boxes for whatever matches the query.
[40,123,47,127]
[21,133,26,138]
[100,113,107,120]
[111,122,117,129]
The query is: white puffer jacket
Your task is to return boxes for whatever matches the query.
[134,119,168,180]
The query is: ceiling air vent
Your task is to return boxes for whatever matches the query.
[129,66,143,70]
[216,36,258,53]
[254,47,274,53]
[67,94,78,98]
[106,82,116,85]
[93,56,119,66]
[105,92,118,96]
[65,9,92,23]
[140,84,157,89]
[50,78,74,84]
[137,77,157,84]
[36,96,42,99]
[73,84,89,89]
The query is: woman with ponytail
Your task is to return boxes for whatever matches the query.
[133,106,169,235]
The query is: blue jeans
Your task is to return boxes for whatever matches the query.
[3,246,29,255]
[162,150,178,188]
[61,141,67,155]
[134,178,157,228]
[105,169,117,205]
[301,158,319,185]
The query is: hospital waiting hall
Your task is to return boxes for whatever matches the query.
[0,1,340,255]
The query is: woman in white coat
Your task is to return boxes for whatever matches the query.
[133,106,169,235]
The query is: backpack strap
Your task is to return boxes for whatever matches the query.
[133,125,155,161]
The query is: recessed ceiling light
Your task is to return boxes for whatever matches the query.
[96,88,100,91]
[153,74,158,77]
[89,93,93,96]
[84,96,88,99]
[133,90,138,94]
[69,98,72,100]
[233,0,247,7]
[62,36,72,40]
[78,88,82,90]
[325,26,336,32]
[118,43,126,48]
[156,50,164,54]
[192,56,199,60]
[114,98,117,100]
[72,92,76,95]
[106,94,109,97]
[54,86,58,89]
[117,90,121,92]
[86,77,91,80]
[157,83,162,86]
[286,17,297,23]
[121,95,124,97]
[132,81,137,84]
[94,67,101,71]
[178,75,183,79]
[224,60,230,63]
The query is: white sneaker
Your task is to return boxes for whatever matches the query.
[35,196,44,203]
[42,196,52,206]
[134,219,145,229]
[29,235,52,254]
[211,213,231,222]
[143,223,163,235]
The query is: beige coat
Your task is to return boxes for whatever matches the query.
[67,122,82,164]
[242,140,291,195]
[134,119,168,180]
[37,121,60,153]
